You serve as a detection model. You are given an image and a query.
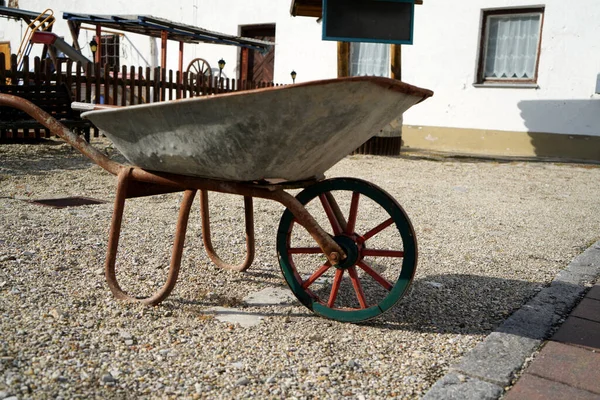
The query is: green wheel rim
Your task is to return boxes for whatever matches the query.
[277,178,417,322]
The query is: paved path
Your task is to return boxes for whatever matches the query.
[423,240,600,399]
[504,283,600,399]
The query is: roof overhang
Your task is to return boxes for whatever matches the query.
[290,0,322,17]
[0,5,54,23]
[62,13,273,51]
[290,0,423,17]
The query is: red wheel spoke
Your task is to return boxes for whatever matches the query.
[302,262,332,289]
[327,269,344,307]
[357,261,393,291]
[362,218,394,241]
[319,194,343,235]
[289,247,324,254]
[346,192,360,234]
[362,249,405,258]
[347,266,368,308]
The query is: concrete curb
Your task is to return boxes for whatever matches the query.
[422,240,600,399]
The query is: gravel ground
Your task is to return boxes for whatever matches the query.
[1,138,599,399]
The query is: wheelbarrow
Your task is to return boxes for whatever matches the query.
[0,76,433,322]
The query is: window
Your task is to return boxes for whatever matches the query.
[477,8,544,85]
[338,42,401,79]
[100,34,120,69]
[350,42,390,77]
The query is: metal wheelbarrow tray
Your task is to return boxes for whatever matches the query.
[83,76,432,182]
[0,76,433,323]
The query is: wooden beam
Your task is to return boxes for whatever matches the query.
[337,42,349,78]
[291,0,423,18]
[67,20,81,51]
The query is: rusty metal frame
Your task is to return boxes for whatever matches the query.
[0,93,346,305]
[200,190,255,272]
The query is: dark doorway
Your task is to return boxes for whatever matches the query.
[239,24,275,83]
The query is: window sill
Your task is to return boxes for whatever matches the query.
[473,83,539,89]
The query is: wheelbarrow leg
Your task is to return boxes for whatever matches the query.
[105,168,196,305]
[199,189,255,272]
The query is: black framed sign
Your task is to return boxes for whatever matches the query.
[322,0,415,44]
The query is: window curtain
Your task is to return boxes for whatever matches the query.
[484,14,541,79]
[350,42,390,77]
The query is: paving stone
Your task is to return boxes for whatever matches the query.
[569,244,600,268]
[422,372,503,400]
[497,300,559,340]
[526,341,600,394]
[586,284,600,301]
[242,286,297,306]
[504,374,599,400]
[207,307,263,328]
[570,298,600,322]
[553,268,597,286]
[541,280,588,315]
[452,332,541,386]
[551,316,600,350]
[496,280,586,340]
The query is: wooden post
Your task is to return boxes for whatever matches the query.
[95,25,102,65]
[103,64,110,105]
[137,66,143,104]
[130,65,136,105]
[121,65,127,106]
[94,62,101,104]
[112,64,119,105]
[145,66,151,104]
[391,44,402,80]
[178,41,184,76]
[337,42,350,77]
[161,30,168,71]
[168,69,174,100]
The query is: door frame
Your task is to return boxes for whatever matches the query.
[239,24,276,83]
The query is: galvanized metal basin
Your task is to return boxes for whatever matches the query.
[83,76,432,182]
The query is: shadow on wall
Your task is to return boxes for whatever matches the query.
[518,99,600,160]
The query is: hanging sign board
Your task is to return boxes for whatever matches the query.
[322,0,415,45]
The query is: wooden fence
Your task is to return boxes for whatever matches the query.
[0,53,282,139]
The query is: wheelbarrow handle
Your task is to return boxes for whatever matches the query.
[0,93,122,176]
[71,102,122,112]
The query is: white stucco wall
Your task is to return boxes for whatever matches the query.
[402,0,600,137]
[4,1,337,84]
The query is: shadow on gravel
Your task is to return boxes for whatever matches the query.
[370,274,542,335]
[169,273,544,336]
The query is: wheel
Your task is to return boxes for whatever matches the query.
[186,58,212,84]
[277,178,417,322]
